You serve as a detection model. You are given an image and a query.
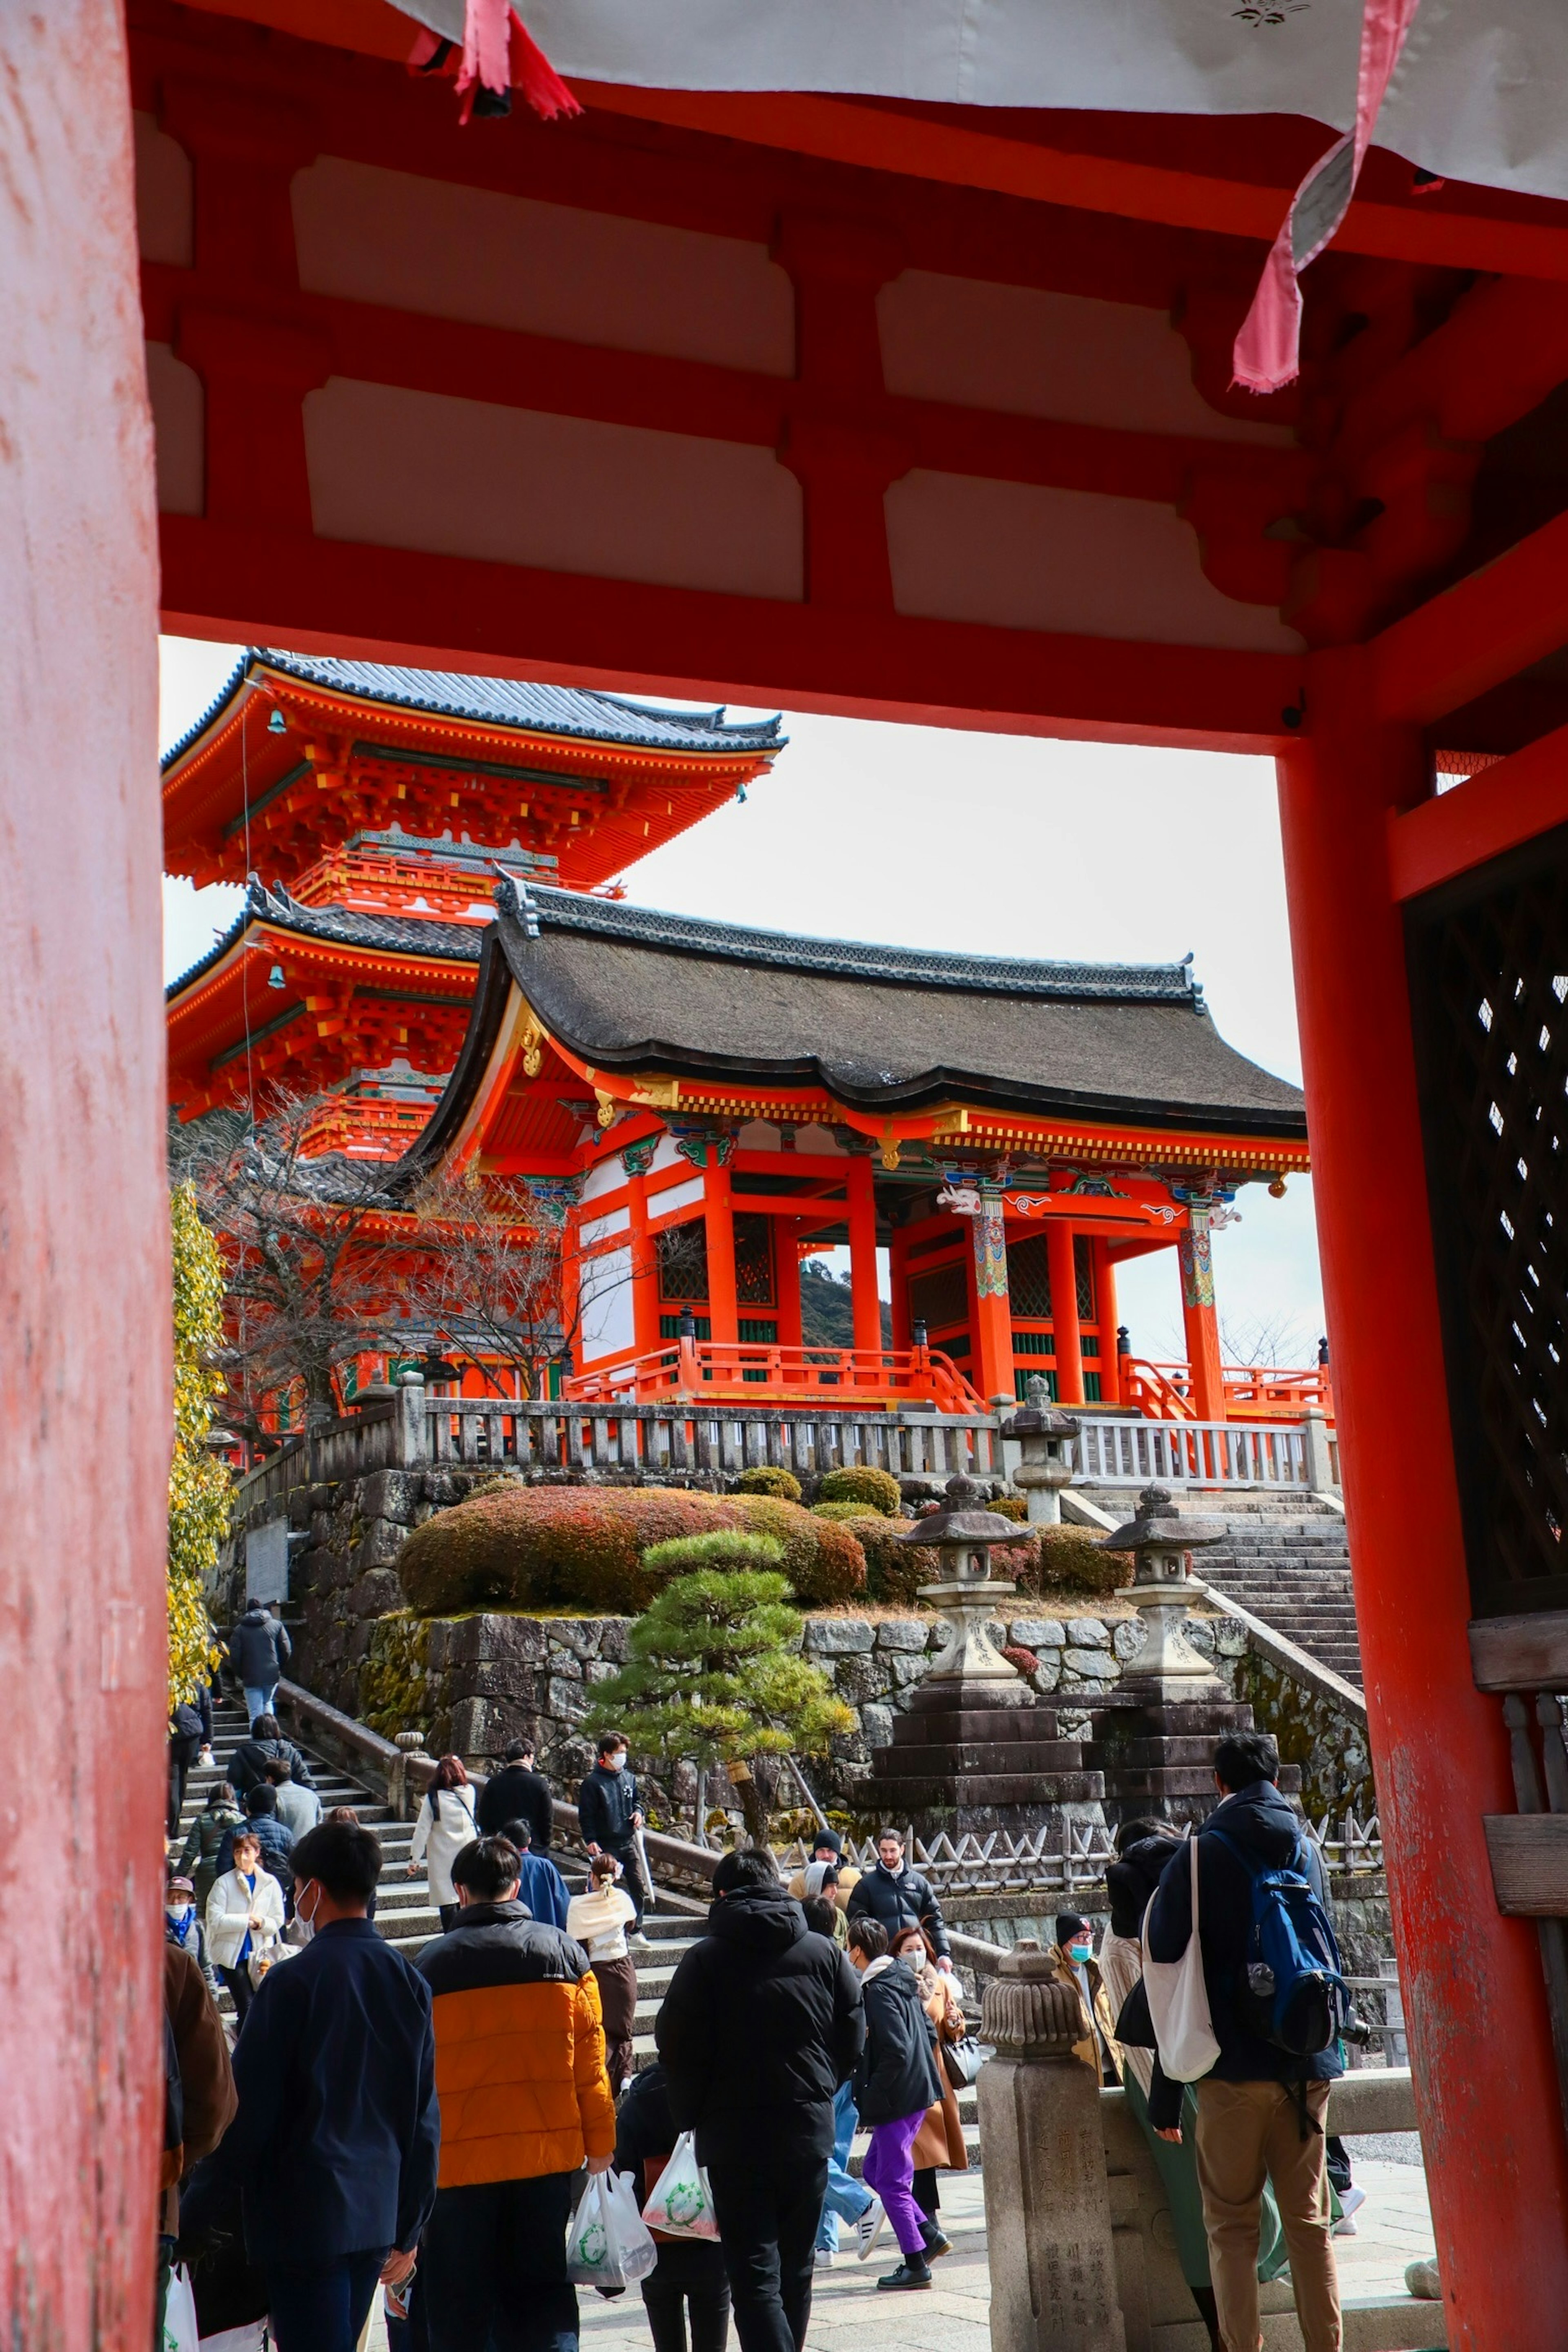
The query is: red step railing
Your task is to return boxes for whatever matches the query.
[565,1337,984,1414]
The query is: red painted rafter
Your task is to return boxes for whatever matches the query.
[1372,507,1568,726]
[159,514,1304,751]
[581,82,1568,283]
[140,264,1307,518]
[1389,721,1568,901]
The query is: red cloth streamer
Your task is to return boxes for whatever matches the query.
[509,14,581,121]
[1232,0,1422,395]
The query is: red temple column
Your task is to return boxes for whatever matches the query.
[1279,646,1568,2349]
[0,7,168,2339]
[775,1219,804,1351]
[1095,1241,1121,1405]
[847,1152,881,1357]
[704,1153,739,1349]
[1178,1201,1226,1421]
[967,1191,1014,1403]
[1046,1221,1085,1405]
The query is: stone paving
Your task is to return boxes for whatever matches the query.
[366,2154,1441,2352]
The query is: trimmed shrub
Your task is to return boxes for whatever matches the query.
[1031,1523,1134,1599]
[735,1465,803,1502]
[396,1484,866,1617]
[811,1500,871,1524]
[731,1493,866,1606]
[644,1530,785,1574]
[991,1494,1029,1523]
[818,1465,902,1516]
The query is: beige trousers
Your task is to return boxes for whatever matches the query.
[1194,2077,1342,2352]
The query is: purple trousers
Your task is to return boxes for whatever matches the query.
[862,2112,927,2256]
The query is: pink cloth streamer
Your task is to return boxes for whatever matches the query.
[408,2,581,124]
[1233,0,1422,394]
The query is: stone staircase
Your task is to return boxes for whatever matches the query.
[175,1702,981,2172]
[1088,1486,1362,1688]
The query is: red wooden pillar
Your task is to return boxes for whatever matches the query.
[966,1194,1013,1403]
[1178,1204,1227,1421]
[846,1153,881,1357]
[704,1154,739,1348]
[1279,646,1568,2350]
[1,7,168,2340]
[775,1219,804,1351]
[1046,1221,1085,1405]
[1095,1241,1122,1405]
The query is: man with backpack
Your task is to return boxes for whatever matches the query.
[1146,1731,1344,2352]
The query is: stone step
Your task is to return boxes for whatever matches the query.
[868,1770,1107,1807]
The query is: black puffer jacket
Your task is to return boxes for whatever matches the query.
[656,1885,865,2163]
[845,1861,950,1959]
[226,1608,291,1686]
[854,1958,943,2127]
[1147,1782,1344,2088]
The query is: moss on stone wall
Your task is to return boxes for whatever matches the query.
[361,1611,432,1742]
[1232,1648,1374,1820]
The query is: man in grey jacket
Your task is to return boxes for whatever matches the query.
[226,1605,292,1722]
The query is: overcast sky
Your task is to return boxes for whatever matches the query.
[160,634,1324,1365]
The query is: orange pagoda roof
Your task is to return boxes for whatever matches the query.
[160,649,786,891]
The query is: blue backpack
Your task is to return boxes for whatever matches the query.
[1207,1827,1350,2058]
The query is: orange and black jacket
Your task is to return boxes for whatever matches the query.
[415,1901,617,2188]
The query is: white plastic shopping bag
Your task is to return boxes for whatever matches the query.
[642,2131,721,2241]
[160,2266,199,2352]
[566,2169,659,2291]
[1140,1835,1221,2082]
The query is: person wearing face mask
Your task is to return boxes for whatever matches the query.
[180,1818,440,2352]
[165,1870,220,1998]
[1049,1914,1123,2085]
[577,1731,651,1951]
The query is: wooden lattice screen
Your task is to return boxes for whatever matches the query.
[1408,822,1568,1618]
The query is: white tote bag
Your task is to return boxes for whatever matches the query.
[643,2131,722,2241]
[1140,1835,1221,2082]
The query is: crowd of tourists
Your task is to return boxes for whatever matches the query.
[164,1629,1363,2352]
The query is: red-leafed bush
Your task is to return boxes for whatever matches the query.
[396,1484,866,1617]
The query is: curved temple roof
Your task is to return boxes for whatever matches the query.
[405,884,1307,1178]
[161,649,786,774]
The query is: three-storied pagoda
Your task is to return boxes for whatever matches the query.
[163,650,785,1157]
[398,880,1312,1418]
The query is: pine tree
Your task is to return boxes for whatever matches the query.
[169,1182,229,1705]
[583,1533,855,1847]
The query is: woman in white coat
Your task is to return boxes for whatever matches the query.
[407,1753,478,1931]
[205,1826,286,2029]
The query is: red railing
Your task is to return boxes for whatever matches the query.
[1122,1357,1334,1424]
[565,1337,984,1414]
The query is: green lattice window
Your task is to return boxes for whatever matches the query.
[1075,1236,1097,1321]
[1007,1233,1052,1320]
[657,1219,708,1302]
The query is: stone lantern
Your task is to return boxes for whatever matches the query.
[1000,1374,1081,1525]
[1102,1481,1225,1701]
[897,1472,1031,1702]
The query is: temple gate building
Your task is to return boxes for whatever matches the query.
[400,880,1312,1417]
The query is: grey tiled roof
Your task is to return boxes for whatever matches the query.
[165,882,483,1001]
[161,650,786,771]
[521,884,1200,1002]
[400,890,1307,1177]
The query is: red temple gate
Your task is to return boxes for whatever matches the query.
[8,0,1568,2343]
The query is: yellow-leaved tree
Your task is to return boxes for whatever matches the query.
[169,1182,229,1705]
